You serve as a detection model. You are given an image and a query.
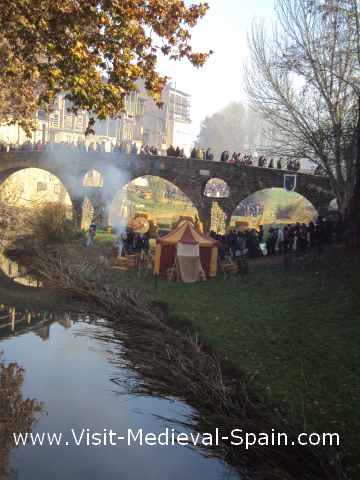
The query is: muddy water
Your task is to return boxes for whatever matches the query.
[0,312,238,480]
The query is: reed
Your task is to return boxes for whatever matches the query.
[6,244,347,480]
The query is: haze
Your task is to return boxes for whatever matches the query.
[158,0,274,141]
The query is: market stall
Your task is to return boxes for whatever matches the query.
[154,221,218,282]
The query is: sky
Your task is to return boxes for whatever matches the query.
[158,0,274,142]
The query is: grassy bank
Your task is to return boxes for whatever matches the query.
[154,251,360,476]
[2,230,357,478]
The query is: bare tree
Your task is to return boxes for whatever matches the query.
[333,0,360,245]
[245,0,360,216]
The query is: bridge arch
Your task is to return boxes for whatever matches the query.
[81,197,95,230]
[83,169,104,188]
[204,178,230,198]
[0,150,335,232]
[229,187,318,233]
[108,175,199,233]
[0,167,73,217]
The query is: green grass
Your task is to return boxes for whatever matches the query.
[82,243,359,474]
[96,230,116,242]
[151,252,360,476]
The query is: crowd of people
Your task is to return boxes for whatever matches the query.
[0,139,182,157]
[210,216,346,262]
[204,181,230,198]
[0,139,329,176]
[115,227,150,257]
[167,145,186,158]
[233,202,264,217]
[86,222,151,257]
[186,147,326,174]
[264,219,343,256]
[217,151,304,172]
[0,140,101,153]
[257,156,301,171]
[211,228,263,260]
[219,151,254,166]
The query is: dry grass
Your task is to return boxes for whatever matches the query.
[1,202,81,251]
[8,241,346,480]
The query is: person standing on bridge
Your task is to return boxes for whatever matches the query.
[131,142,138,155]
[220,151,229,162]
[205,148,214,161]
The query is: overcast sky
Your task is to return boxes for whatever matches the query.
[158,0,274,141]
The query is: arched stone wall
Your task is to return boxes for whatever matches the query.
[204,178,231,198]
[108,174,200,230]
[82,169,104,188]
[0,150,334,232]
[228,188,319,231]
[0,167,82,225]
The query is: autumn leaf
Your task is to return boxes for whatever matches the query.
[0,0,211,135]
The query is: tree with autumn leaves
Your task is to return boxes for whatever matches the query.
[0,0,210,134]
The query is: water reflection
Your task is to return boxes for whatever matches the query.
[0,310,238,480]
[0,352,43,480]
[0,252,41,287]
[0,306,69,341]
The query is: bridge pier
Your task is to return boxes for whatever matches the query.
[197,200,234,234]
[92,201,112,229]
[197,201,212,234]
[71,197,84,229]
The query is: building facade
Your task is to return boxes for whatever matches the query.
[0,83,192,153]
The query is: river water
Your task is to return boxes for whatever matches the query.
[0,310,238,480]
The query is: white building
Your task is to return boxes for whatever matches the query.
[0,83,192,153]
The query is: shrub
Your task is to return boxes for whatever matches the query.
[25,202,82,245]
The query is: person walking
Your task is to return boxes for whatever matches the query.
[86,222,97,247]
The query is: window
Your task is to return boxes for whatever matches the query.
[49,111,60,128]
[37,182,47,192]
[75,114,84,131]
[38,110,47,121]
[64,114,73,130]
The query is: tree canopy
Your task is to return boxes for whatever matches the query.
[0,0,211,133]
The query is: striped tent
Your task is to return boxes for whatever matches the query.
[154,221,218,282]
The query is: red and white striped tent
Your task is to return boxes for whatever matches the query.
[154,221,218,282]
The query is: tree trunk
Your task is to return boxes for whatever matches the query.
[345,184,360,248]
[344,96,360,249]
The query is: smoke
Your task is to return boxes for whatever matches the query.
[39,147,132,235]
[101,162,131,235]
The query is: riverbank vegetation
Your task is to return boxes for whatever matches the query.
[157,252,360,477]
[3,209,356,479]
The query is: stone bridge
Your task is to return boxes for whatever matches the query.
[0,149,334,232]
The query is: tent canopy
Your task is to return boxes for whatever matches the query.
[157,221,217,247]
[154,221,218,280]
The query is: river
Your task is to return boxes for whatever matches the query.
[0,309,239,479]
